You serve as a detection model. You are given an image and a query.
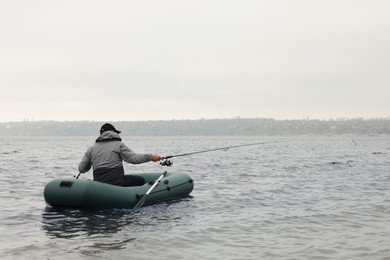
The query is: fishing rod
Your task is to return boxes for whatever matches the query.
[160,141,280,166]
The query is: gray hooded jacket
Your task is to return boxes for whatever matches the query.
[78,131,152,185]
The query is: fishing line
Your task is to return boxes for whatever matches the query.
[160,141,281,166]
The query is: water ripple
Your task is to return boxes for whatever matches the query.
[0,136,389,259]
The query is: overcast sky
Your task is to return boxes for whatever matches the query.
[0,0,389,122]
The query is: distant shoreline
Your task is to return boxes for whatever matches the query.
[0,118,389,136]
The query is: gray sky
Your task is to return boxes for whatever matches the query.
[1,0,389,122]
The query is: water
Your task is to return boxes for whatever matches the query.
[0,136,389,259]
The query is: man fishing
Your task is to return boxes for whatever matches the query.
[78,123,162,186]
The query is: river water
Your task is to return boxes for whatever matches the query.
[0,136,389,259]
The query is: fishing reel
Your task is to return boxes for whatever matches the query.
[160,159,173,167]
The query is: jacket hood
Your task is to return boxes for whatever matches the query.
[96,131,122,142]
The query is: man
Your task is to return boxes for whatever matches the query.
[78,123,162,186]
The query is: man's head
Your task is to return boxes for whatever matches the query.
[100,123,121,134]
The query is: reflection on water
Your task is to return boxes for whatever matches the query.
[42,207,136,239]
[41,207,142,253]
[41,198,193,255]
[41,196,194,239]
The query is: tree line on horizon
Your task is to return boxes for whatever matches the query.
[0,118,389,136]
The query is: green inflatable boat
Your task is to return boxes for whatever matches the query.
[44,172,194,208]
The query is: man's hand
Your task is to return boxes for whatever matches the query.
[151,154,162,162]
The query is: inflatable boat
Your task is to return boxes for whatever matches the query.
[44,172,194,208]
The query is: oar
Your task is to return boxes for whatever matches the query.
[134,172,167,208]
